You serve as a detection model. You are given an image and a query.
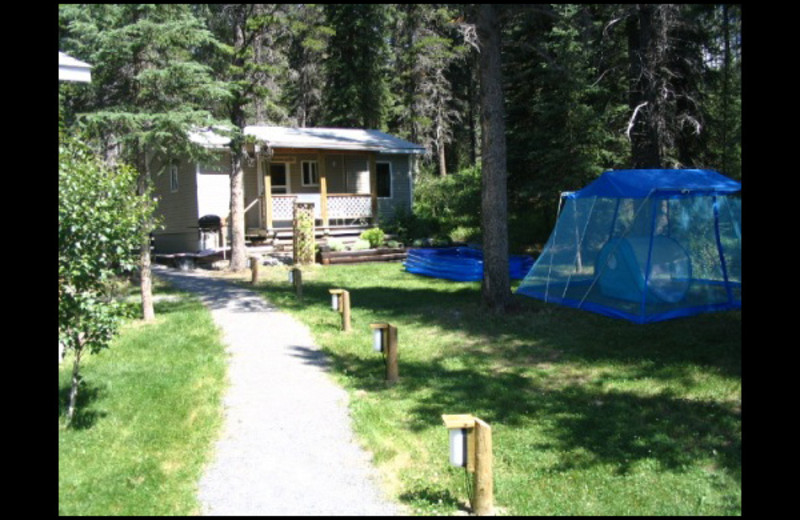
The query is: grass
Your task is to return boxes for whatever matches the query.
[238,261,741,516]
[58,282,228,516]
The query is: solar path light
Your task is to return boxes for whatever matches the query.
[329,289,351,331]
[289,267,303,300]
[442,414,494,516]
[369,323,398,385]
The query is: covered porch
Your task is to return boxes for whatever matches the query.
[236,126,424,243]
[245,148,385,240]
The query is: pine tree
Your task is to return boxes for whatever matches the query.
[59,3,231,318]
[283,4,333,128]
[397,4,465,176]
[322,4,391,129]
[475,4,511,313]
[625,4,708,168]
[201,4,293,271]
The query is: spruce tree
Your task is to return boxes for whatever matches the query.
[59,3,230,318]
[397,4,465,176]
[322,4,391,129]
[200,4,293,271]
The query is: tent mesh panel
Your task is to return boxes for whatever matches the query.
[517,192,741,323]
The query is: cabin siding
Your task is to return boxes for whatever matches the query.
[242,160,261,229]
[376,153,412,222]
[152,157,202,254]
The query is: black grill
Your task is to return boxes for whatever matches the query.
[198,215,221,230]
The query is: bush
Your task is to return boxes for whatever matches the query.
[59,133,157,426]
[382,207,440,245]
[412,165,482,239]
[326,237,346,252]
[449,225,481,244]
[360,227,385,248]
[350,239,371,251]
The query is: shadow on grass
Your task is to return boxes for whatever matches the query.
[264,277,741,378]
[399,487,466,513]
[309,345,740,481]
[57,380,107,430]
[534,386,741,479]
[153,267,275,313]
[172,267,741,481]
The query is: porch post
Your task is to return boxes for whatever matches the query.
[369,152,378,226]
[264,162,273,232]
[256,152,265,228]
[318,152,329,234]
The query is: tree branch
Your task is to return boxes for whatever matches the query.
[625,101,648,141]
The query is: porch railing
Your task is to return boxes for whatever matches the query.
[271,194,372,221]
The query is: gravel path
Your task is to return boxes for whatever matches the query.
[153,265,402,516]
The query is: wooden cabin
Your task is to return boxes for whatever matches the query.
[151,126,425,254]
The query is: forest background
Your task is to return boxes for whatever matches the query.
[58,3,741,253]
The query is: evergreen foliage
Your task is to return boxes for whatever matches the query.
[322,4,392,128]
[59,3,741,259]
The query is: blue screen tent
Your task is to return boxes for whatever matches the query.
[516,169,741,323]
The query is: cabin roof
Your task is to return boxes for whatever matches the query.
[189,125,426,155]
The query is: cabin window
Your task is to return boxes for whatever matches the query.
[301,160,319,187]
[169,164,179,192]
[376,162,391,198]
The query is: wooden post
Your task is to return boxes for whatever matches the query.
[369,152,378,224]
[472,418,494,516]
[385,324,398,385]
[250,256,260,284]
[291,267,303,301]
[341,289,351,332]
[264,164,273,233]
[318,152,329,234]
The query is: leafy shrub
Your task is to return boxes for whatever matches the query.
[449,225,481,244]
[382,207,440,245]
[350,239,371,251]
[326,237,346,252]
[412,165,482,238]
[360,227,385,248]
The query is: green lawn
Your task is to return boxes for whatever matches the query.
[58,287,228,516]
[243,261,741,516]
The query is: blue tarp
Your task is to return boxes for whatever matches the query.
[404,247,535,282]
[567,169,742,199]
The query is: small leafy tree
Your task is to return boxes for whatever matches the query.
[59,132,157,427]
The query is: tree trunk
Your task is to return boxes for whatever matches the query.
[140,237,155,321]
[229,148,248,271]
[65,337,83,427]
[228,17,249,273]
[138,149,155,321]
[627,4,664,168]
[476,4,511,313]
[438,140,447,177]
